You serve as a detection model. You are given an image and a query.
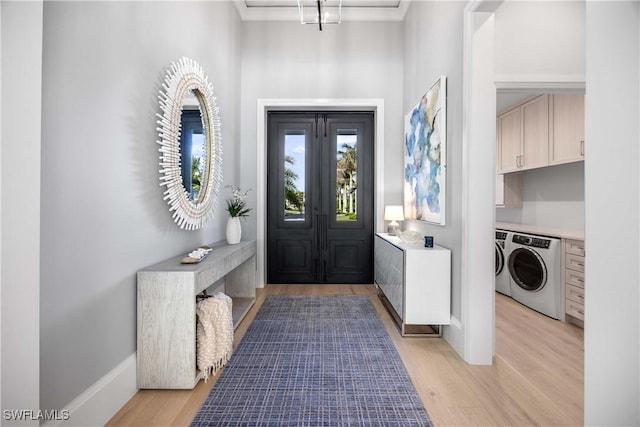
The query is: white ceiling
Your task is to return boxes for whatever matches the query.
[236,0,409,21]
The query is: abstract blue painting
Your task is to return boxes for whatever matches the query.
[404,76,447,225]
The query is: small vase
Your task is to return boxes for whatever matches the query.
[226,216,241,245]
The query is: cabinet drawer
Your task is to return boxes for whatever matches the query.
[565,268,585,289]
[565,253,585,273]
[566,299,585,321]
[565,239,585,257]
[565,284,585,305]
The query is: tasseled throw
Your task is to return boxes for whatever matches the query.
[195,292,233,382]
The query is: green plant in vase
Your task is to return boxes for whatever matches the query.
[225,186,251,244]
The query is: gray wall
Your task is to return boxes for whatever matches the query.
[239,20,404,237]
[496,162,585,232]
[39,1,242,411]
[585,1,639,424]
[402,0,466,324]
[494,0,585,81]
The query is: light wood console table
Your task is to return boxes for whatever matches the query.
[137,240,256,389]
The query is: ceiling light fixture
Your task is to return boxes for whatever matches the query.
[297,0,342,31]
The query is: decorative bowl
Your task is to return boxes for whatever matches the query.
[397,230,423,244]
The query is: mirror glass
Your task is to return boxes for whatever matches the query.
[180,90,207,201]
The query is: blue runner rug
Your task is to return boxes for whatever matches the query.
[191,295,434,426]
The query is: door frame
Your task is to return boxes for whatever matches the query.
[462,0,587,365]
[256,99,385,287]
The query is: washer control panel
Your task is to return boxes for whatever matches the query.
[496,231,507,240]
[512,234,551,249]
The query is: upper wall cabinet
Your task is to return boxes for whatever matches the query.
[497,95,549,173]
[497,94,584,174]
[521,95,550,170]
[550,94,585,165]
[497,107,522,173]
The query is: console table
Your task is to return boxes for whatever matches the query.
[374,233,451,336]
[137,240,256,389]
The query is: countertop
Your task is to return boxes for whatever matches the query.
[496,222,584,240]
[376,233,450,251]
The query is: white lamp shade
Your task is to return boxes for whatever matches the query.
[384,205,405,221]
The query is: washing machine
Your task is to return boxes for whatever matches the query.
[508,232,562,319]
[495,229,512,296]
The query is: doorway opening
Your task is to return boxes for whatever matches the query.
[255,99,385,288]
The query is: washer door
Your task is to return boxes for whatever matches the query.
[508,247,547,291]
[495,241,505,275]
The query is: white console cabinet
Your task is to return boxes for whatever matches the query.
[137,240,256,389]
[374,233,451,336]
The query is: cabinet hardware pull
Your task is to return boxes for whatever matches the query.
[576,262,584,267]
[580,140,584,156]
[577,278,584,282]
[315,115,319,138]
[577,309,584,315]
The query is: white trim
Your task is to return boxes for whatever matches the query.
[495,77,586,92]
[256,98,385,287]
[460,0,501,365]
[234,0,409,22]
[43,353,137,427]
[0,2,3,413]
[443,315,464,357]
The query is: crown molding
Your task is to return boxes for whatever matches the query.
[234,0,409,22]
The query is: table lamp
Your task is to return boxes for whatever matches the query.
[384,205,404,236]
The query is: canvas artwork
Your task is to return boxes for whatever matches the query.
[404,76,447,225]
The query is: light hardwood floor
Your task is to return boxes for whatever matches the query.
[108,285,583,426]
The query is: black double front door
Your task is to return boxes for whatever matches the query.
[267,112,374,284]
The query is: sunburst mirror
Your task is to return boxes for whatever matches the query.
[157,57,222,230]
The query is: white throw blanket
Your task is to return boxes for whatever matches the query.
[195,292,233,382]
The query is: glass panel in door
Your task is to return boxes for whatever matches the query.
[336,130,358,222]
[284,131,306,222]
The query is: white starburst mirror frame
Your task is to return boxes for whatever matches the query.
[157,57,222,230]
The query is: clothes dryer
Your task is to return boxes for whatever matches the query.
[495,229,512,296]
[508,232,562,319]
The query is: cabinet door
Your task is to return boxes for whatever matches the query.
[521,95,549,170]
[550,94,585,165]
[374,236,403,317]
[497,108,522,173]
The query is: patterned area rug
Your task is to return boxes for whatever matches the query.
[191,295,434,426]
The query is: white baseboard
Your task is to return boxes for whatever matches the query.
[443,315,464,359]
[44,353,138,427]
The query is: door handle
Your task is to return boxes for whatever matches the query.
[315,214,321,251]
[322,214,328,251]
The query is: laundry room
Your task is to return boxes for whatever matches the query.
[491,0,586,330]
[496,112,585,327]
[495,89,585,327]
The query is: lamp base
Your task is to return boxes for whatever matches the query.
[387,221,400,236]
